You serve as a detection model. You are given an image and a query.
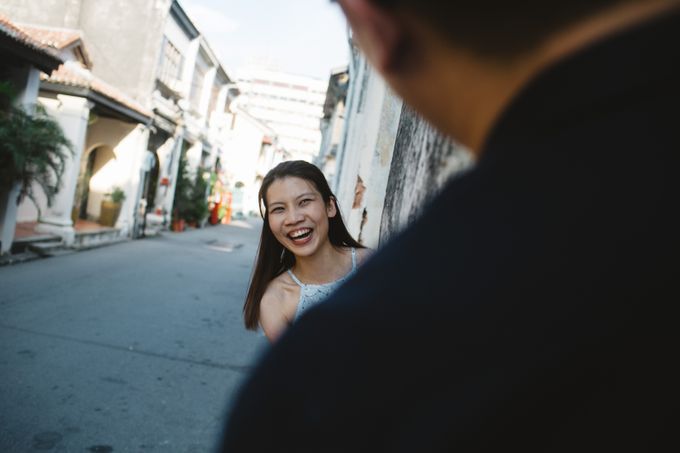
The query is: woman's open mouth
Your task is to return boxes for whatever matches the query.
[288,228,313,245]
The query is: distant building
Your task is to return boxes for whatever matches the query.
[219,108,280,217]
[234,68,326,163]
[147,4,238,233]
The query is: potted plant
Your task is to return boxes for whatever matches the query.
[99,186,125,227]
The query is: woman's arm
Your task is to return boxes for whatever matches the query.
[259,290,291,343]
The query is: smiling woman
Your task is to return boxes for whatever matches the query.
[242,160,369,342]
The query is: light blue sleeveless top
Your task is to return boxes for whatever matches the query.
[288,248,357,321]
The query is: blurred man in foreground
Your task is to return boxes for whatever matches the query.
[221,0,679,450]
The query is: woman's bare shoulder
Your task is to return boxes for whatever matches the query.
[260,273,300,342]
[262,272,299,309]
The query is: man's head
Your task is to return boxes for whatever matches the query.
[341,0,641,59]
[335,0,674,151]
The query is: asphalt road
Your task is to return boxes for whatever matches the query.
[0,220,268,452]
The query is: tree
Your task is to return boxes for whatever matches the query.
[171,148,192,223]
[185,169,209,226]
[0,81,74,214]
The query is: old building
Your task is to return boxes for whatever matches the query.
[14,24,153,248]
[145,3,239,233]
[0,14,62,254]
[0,0,239,243]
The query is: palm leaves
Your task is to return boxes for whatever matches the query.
[0,82,74,215]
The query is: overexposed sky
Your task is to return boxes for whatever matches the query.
[178,0,350,80]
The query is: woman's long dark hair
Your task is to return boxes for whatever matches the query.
[243,160,364,330]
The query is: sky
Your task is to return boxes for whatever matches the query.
[178,0,350,81]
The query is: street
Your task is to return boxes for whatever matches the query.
[0,220,268,452]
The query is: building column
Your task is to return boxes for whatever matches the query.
[199,67,217,119]
[161,131,184,224]
[36,95,93,246]
[0,183,22,255]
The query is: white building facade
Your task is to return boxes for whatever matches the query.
[234,68,326,163]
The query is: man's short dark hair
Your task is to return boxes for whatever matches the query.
[370,0,638,57]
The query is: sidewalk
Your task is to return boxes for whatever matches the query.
[1,220,126,267]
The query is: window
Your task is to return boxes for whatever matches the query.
[189,54,209,112]
[158,37,184,89]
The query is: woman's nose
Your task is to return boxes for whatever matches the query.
[284,208,303,224]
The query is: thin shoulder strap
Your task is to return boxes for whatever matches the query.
[287,269,304,287]
[351,247,357,270]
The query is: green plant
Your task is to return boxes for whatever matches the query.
[108,186,126,204]
[184,170,209,225]
[0,81,74,213]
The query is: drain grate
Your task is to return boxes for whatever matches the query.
[204,239,243,252]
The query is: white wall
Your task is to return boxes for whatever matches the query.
[84,118,149,233]
[332,57,403,248]
[219,110,271,215]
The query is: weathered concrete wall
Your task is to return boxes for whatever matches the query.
[378,105,473,244]
[346,87,402,248]
[330,51,471,248]
[0,0,83,28]
[77,0,171,105]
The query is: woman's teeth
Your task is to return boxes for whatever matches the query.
[289,228,312,240]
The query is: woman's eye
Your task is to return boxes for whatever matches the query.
[270,207,283,213]
[300,199,312,206]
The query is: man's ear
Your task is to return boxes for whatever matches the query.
[327,197,338,218]
[337,0,407,74]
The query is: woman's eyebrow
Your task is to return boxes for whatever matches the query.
[269,193,316,206]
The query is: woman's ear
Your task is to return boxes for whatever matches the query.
[327,197,338,218]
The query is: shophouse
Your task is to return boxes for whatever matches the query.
[13,24,153,249]
[0,14,62,254]
[0,0,239,243]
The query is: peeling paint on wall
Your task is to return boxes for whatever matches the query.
[352,175,366,209]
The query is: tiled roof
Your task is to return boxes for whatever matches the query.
[7,21,150,121]
[0,13,62,64]
[43,63,153,119]
[14,25,82,49]
[2,15,150,121]
[16,24,92,68]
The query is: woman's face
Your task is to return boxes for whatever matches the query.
[266,176,336,257]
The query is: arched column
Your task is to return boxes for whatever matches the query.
[36,94,93,246]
